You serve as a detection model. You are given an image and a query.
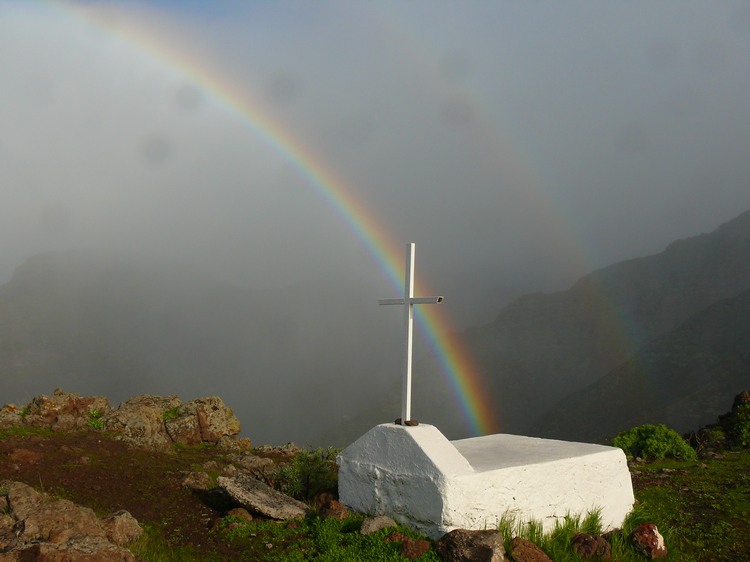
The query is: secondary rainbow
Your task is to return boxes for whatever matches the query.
[48,0,500,435]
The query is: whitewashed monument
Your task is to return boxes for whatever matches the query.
[337,243,635,539]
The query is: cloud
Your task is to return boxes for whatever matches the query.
[1,0,750,442]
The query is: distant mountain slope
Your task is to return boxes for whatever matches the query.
[415,209,750,437]
[532,288,750,443]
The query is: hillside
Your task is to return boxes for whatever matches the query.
[415,209,750,438]
[533,288,750,442]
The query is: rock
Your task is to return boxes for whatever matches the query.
[191,397,241,442]
[318,499,349,520]
[103,394,181,450]
[631,523,668,559]
[227,507,253,521]
[570,533,611,560]
[164,411,202,446]
[229,454,275,474]
[509,537,553,562]
[164,397,240,446]
[0,481,142,561]
[401,537,431,560]
[385,531,431,560]
[254,442,301,455]
[360,515,397,535]
[218,436,252,452]
[435,529,506,562]
[217,475,309,520]
[182,471,214,492]
[0,405,22,429]
[5,536,139,561]
[100,510,143,546]
[22,389,109,431]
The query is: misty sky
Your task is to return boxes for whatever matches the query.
[2,0,750,328]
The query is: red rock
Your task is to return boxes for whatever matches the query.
[509,537,553,562]
[400,537,431,560]
[318,499,349,520]
[631,523,668,559]
[570,533,611,560]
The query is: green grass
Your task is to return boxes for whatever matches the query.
[0,426,55,439]
[211,515,440,562]
[4,424,748,561]
[162,406,181,423]
[129,525,221,562]
[630,450,750,561]
[496,507,685,562]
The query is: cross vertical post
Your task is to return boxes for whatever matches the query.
[379,243,443,424]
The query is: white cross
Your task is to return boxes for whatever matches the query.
[379,243,443,424]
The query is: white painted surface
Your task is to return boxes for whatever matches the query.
[337,424,635,539]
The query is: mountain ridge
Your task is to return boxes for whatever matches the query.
[415,208,750,439]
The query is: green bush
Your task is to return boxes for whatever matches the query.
[613,424,697,461]
[273,448,339,502]
[735,404,750,448]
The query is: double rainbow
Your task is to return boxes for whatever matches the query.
[45,0,500,435]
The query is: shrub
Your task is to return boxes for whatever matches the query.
[162,406,181,422]
[734,404,750,448]
[689,426,727,457]
[613,424,697,461]
[273,448,339,501]
[87,408,104,430]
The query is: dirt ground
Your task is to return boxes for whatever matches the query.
[0,429,267,558]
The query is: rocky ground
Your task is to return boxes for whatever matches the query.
[4,389,745,560]
[0,390,304,559]
[0,427,278,559]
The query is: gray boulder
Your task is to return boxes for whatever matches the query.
[436,529,506,562]
[103,394,181,450]
[0,480,141,560]
[217,475,309,520]
[360,515,397,535]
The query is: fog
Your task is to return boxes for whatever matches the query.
[1,1,750,444]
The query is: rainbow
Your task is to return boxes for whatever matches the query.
[44,0,500,435]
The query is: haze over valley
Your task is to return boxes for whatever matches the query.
[1,1,750,445]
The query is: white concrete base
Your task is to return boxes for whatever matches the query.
[337,424,634,539]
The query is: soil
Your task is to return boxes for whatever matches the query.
[0,428,280,559]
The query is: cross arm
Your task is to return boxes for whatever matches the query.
[379,296,443,305]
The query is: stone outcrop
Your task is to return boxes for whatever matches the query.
[0,406,23,430]
[435,529,505,562]
[163,397,241,445]
[217,475,309,520]
[19,389,109,432]
[0,390,245,452]
[103,394,181,450]
[0,480,142,561]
